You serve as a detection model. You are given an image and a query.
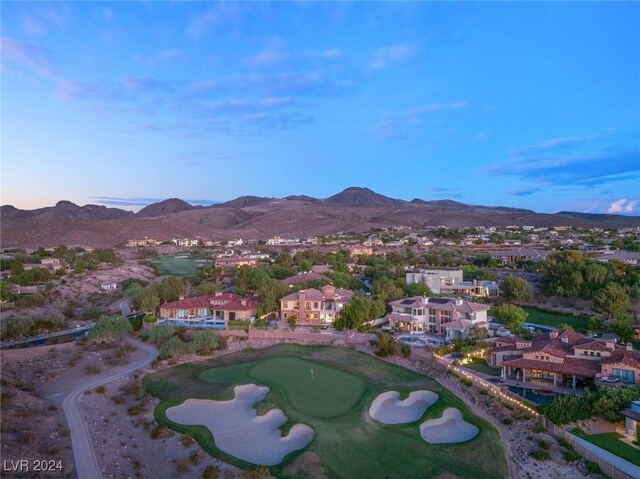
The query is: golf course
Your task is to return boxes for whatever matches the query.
[144,344,507,479]
[150,254,209,276]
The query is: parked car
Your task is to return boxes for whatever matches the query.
[599,376,620,383]
[496,328,513,337]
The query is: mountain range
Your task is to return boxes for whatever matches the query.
[2,187,638,248]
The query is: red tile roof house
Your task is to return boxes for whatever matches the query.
[490,330,640,390]
[159,292,258,329]
[386,296,490,340]
[280,285,353,325]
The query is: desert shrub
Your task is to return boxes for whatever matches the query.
[585,461,601,474]
[88,315,133,344]
[95,385,106,394]
[189,450,204,464]
[374,333,397,357]
[563,450,579,462]
[503,402,514,410]
[81,307,103,320]
[537,439,550,450]
[202,465,221,479]
[401,343,411,358]
[460,378,473,387]
[244,466,272,479]
[143,324,175,345]
[150,424,173,439]
[176,459,191,474]
[557,437,574,450]
[502,417,513,425]
[531,450,550,460]
[532,423,544,433]
[127,404,146,416]
[191,331,221,355]
[181,434,195,447]
[479,389,488,395]
[111,395,126,405]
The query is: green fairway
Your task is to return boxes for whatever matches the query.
[144,344,507,479]
[150,254,209,276]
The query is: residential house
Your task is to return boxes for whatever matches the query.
[489,330,640,390]
[280,285,353,324]
[386,296,490,339]
[215,256,258,269]
[172,238,199,247]
[348,245,373,257]
[596,251,640,266]
[40,257,63,271]
[439,279,500,298]
[491,247,550,265]
[159,293,258,328]
[406,269,463,293]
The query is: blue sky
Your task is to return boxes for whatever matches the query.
[2,2,639,214]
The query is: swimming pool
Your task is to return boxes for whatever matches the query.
[507,386,557,405]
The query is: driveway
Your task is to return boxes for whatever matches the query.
[63,337,157,479]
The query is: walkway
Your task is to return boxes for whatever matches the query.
[63,337,158,479]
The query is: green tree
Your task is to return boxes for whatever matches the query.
[143,324,175,345]
[125,283,143,302]
[468,324,488,340]
[159,335,193,359]
[288,314,297,330]
[404,282,433,297]
[10,258,24,276]
[191,331,220,355]
[0,280,12,303]
[256,278,287,316]
[372,276,404,302]
[136,288,160,313]
[375,333,397,357]
[195,282,219,296]
[234,264,252,294]
[500,276,534,303]
[159,276,184,303]
[297,259,313,272]
[334,293,386,331]
[593,282,630,321]
[0,317,34,340]
[493,303,528,335]
[88,315,133,344]
[611,312,635,342]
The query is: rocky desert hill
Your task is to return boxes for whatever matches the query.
[2,187,639,248]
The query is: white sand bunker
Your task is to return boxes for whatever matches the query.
[420,407,479,444]
[369,390,439,424]
[166,384,314,465]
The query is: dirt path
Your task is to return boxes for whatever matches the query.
[63,337,157,479]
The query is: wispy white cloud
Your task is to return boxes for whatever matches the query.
[370,42,420,70]
[485,128,640,192]
[1,37,55,77]
[607,198,638,213]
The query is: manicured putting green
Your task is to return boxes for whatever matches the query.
[200,357,366,418]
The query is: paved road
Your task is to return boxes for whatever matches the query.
[63,337,158,479]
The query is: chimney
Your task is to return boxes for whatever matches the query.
[549,330,560,339]
[299,290,306,320]
[627,342,634,351]
[179,294,185,300]
[241,299,246,306]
